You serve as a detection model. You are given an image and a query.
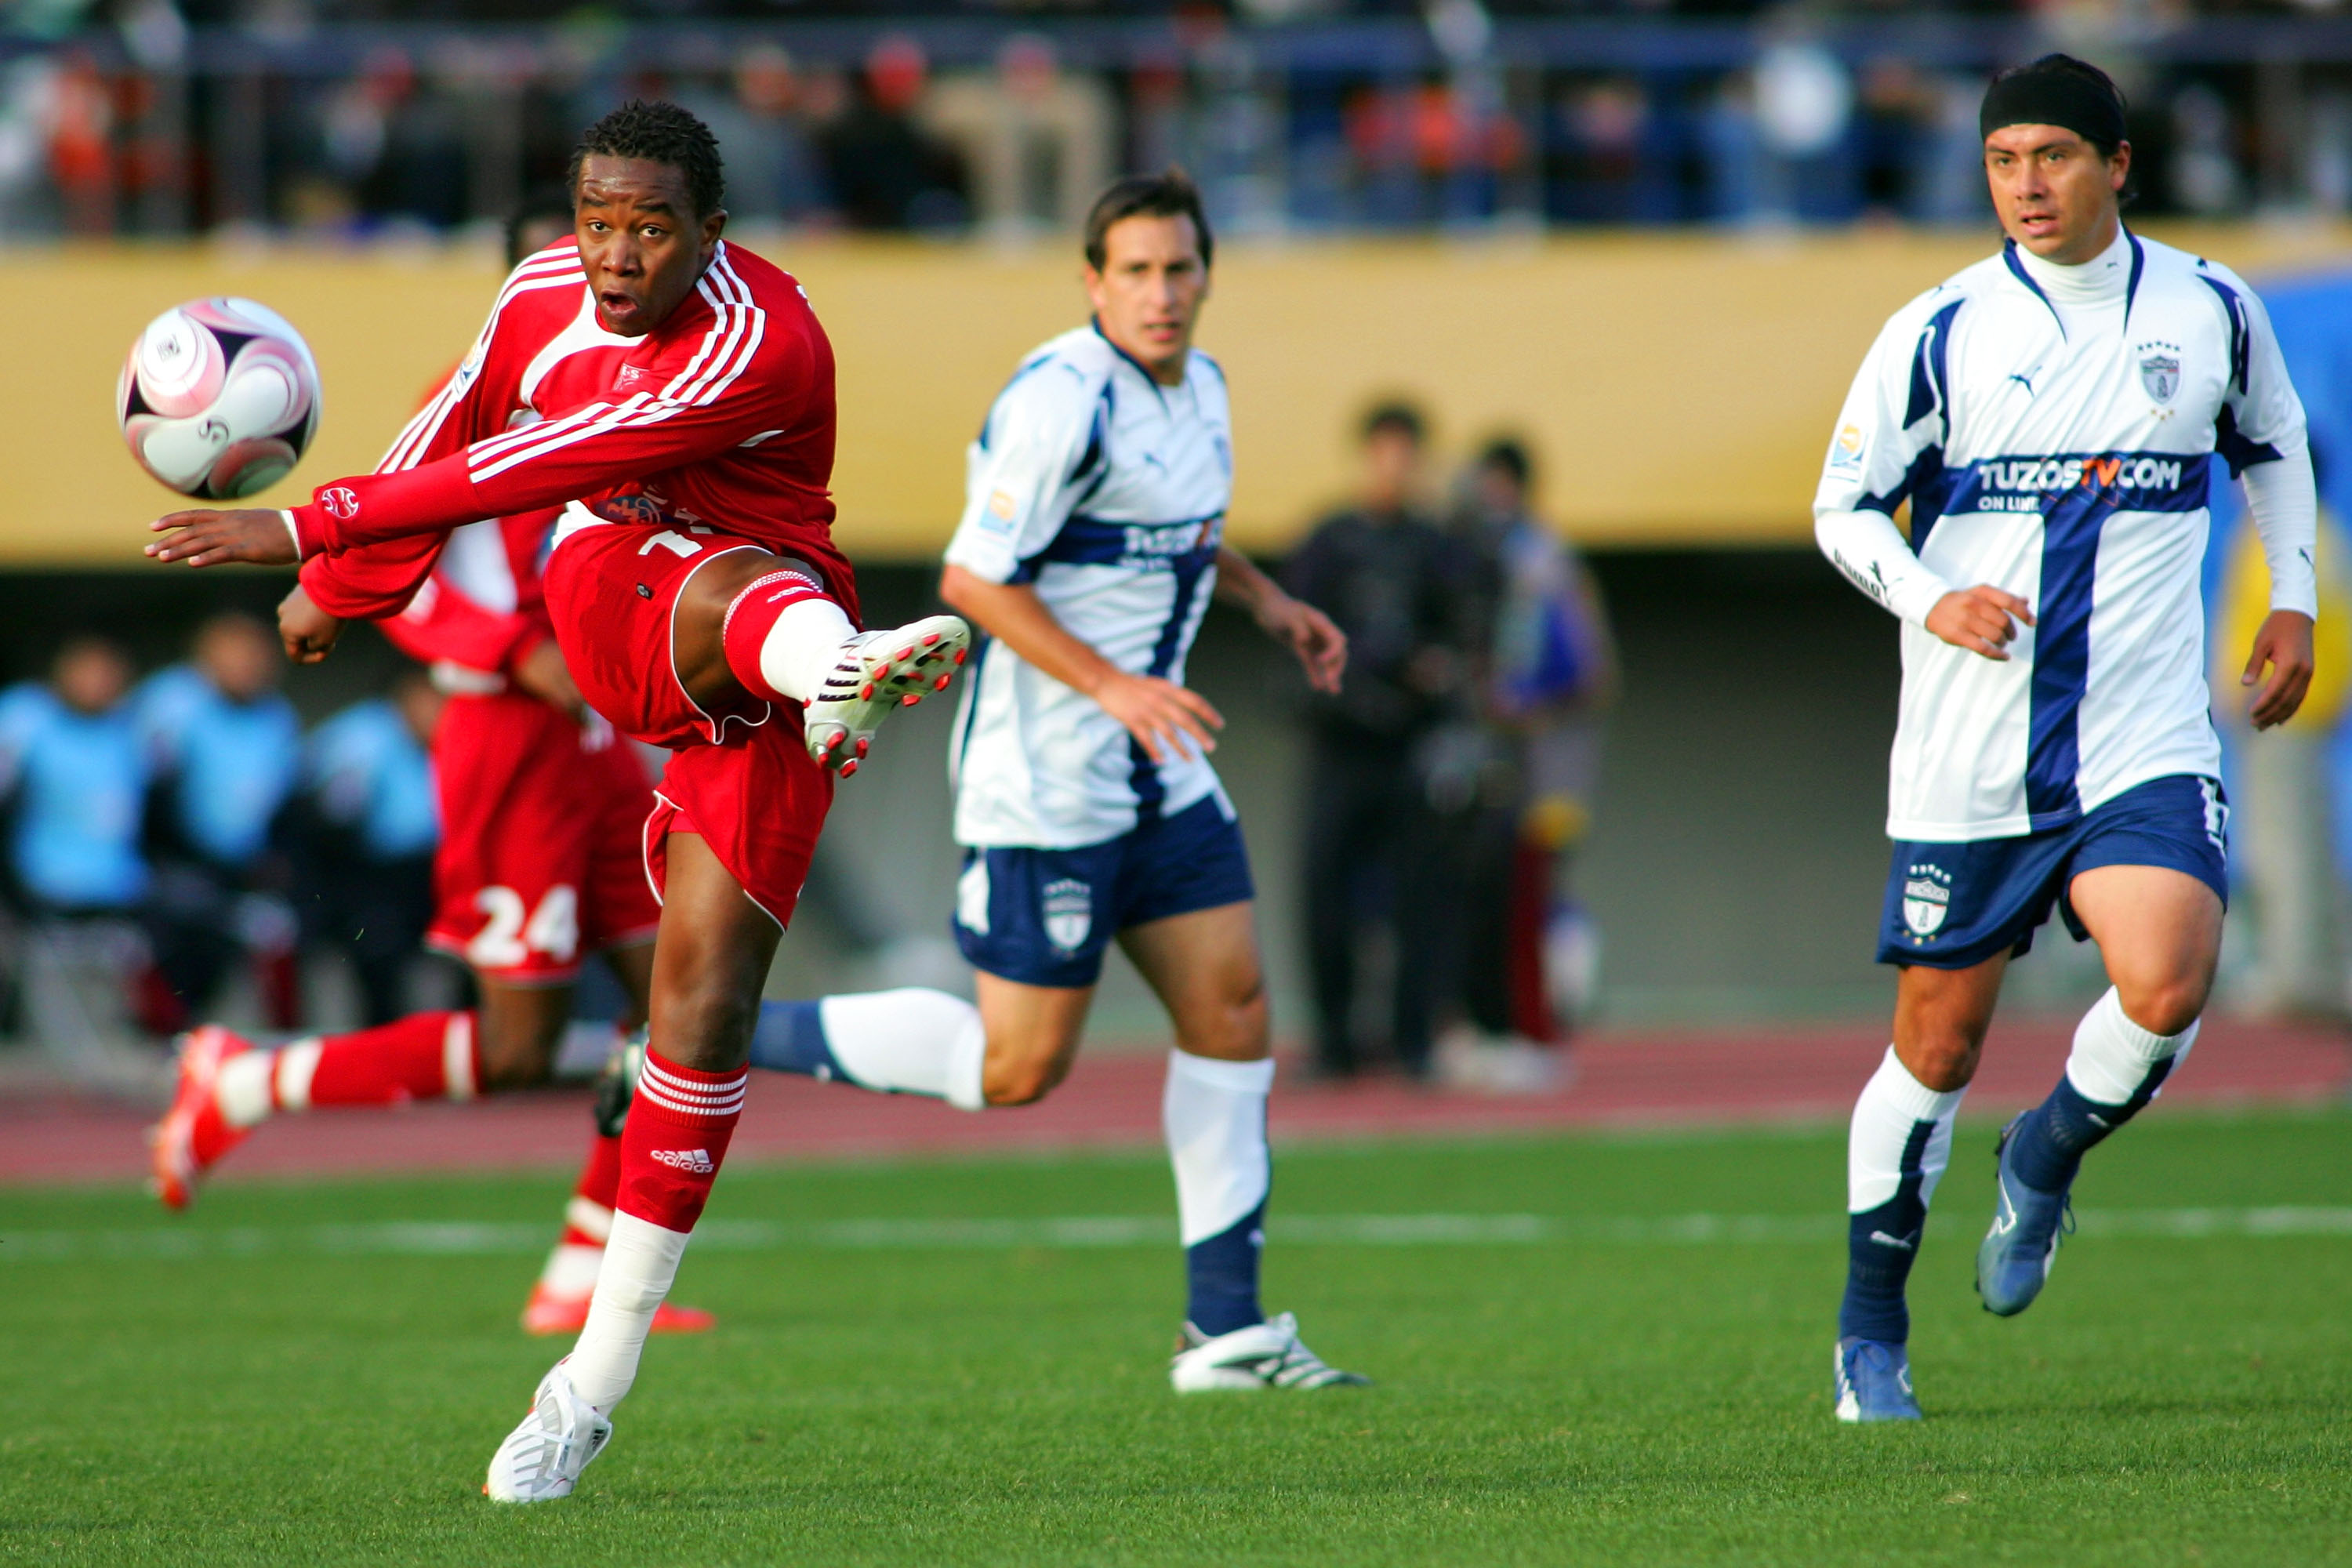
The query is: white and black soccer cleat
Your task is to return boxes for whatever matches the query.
[485,1361,612,1504]
[802,615,971,778]
[1168,1311,1370,1392]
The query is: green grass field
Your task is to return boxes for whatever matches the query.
[5,1109,2350,1566]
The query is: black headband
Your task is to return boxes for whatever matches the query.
[1980,67,2126,149]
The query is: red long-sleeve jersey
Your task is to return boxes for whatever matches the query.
[376,510,560,685]
[295,239,854,624]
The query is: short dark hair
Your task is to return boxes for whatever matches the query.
[1361,399,1426,446]
[1083,169,1213,271]
[568,100,725,220]
[1984,53,2128,159]
[1476,436,1532,488]
[506,183,578,267]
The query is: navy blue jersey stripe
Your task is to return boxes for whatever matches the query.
[1126,551,1218,826]
[2023,480,2124,825]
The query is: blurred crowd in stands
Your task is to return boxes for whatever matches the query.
[1288,408,1613,1093]
[4,1,2347,241]
[0,613,448,1061]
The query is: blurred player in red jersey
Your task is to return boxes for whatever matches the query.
[144,188,711,1338]
[146,102,969,1500]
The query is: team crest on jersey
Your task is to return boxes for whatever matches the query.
[1830,423,1865,470]
[2138,343,2183,405]
[321,486,360,520]
[1041,877,1093,953]
[1901,863,1952,939]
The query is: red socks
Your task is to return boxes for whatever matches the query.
[296,1011,478,1108]
[562,1133,624,1247]
[616,1048,746,1231]
[721,568,833,705]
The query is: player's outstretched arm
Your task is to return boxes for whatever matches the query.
[1924,586,2036,662]
[2242,609,2316,730]
[146,508,299,568]
[939,564,1224,764]
[1213,545,1346,695]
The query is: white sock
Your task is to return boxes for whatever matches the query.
[537,1243,604,1297]
[215,1050,278,1128]
[1163,1049,1274,1247]
[536,1196,614,1294]
[2064,986,2198,1105]
[819,988,988,1111]
[1848,1046,1967,1213]
[757,594,857,704]
[564,1210,689,1413]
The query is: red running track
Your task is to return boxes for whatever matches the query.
[2,1016,2343,1189]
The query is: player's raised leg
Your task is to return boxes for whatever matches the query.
[744,987,989,1108]
[707,554,967,778]
[1978,863,2219,1316]
[488,832,771,1502]
[1836,954,2002,1422]
[154,980,575,1209]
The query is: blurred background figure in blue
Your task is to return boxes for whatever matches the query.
[0,636,152,1066]
[134,611,305,1036]
[299,671,444,1029]
[1436,437,1616,1095]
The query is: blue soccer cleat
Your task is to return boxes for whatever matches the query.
[1834,1336,1922,1422]
[1975,1112,2075,1318]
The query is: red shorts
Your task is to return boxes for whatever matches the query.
[426,690,663,983]
[543,518,836,926]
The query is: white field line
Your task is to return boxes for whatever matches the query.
[5,1206,2352,1265]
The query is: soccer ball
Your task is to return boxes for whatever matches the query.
[118,298,321,500]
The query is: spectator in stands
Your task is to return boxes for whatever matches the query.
[299,672,442,1028]
[926,34,1113,240]
[135,611,304,1033]
[1285,401,1476,1080]
[0,637,154,1059]
[818,34,968,232]
[1436,437,1617,1094]
[0,637,149,918]
[681,46,832,227]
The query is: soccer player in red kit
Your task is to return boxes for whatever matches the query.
[147,194,710,1338]
[146,101,969,1501]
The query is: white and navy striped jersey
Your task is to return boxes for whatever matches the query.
[944,324,1235,848]
[1817,229,2314,842]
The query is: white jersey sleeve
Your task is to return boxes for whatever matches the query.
[943,355,1107,585]
[1814,290,1965,626]
[2205,263,2318,617]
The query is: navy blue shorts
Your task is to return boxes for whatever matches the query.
[953,793,1257,988]
[1878,774,2229,970]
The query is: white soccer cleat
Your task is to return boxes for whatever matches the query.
[802,615,971,778]
[485,1362,612,1504]
[1168,1311,1370,1392]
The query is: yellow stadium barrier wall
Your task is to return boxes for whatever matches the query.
[9,224,2347,567]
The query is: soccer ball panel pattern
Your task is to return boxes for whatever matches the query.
[119,296,321,500]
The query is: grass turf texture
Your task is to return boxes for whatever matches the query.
[4,1110,2350,1566]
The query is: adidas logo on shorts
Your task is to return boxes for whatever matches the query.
[649,1148,716,1175]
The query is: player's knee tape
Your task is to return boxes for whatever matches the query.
[720,569,835,705]
[2064,986,2197,1109]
